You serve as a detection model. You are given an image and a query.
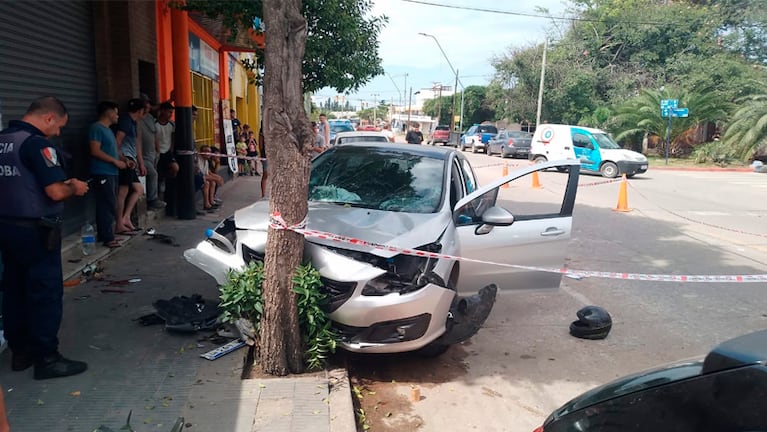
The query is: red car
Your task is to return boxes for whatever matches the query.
[430,125,451,146]
[358,124,379,131]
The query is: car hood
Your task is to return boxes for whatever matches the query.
[602,148,647,162]
[234,200,450,258]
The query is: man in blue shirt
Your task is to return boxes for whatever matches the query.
[0,96,89,379]
[89,101,127,248]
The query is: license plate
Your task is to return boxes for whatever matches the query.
[641,164,648,169]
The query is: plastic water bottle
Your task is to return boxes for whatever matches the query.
[81,222,96,255]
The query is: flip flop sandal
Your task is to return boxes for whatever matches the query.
[115,230,139,236]
[103,240,123,249]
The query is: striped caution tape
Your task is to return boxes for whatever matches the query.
[577,178,623,188]
[627,183,767,239]
[175,149,266,161]
[268,212,767,283]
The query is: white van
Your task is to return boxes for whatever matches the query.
[530,124,648,178]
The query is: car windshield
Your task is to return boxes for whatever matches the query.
[330,124,355,133]
[593,133,621,149]
[479,125,498,134]
[337,136,389,145]
[509,131,532,139]
[435,126,449,131]
[309,147,445,213]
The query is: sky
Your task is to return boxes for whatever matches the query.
[313,0,573,110]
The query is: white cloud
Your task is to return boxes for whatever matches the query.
[316,0,572,105]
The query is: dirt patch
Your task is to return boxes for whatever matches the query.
[344,343,471,431]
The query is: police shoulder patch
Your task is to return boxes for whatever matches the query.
[41,147,60,167]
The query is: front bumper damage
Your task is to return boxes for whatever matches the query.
[184,224,498,353]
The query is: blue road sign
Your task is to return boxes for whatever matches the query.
[661,99,679,118]
[672,108,689,118]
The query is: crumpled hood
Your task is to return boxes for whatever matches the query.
[234,200,451,258]
[602,148,647,162]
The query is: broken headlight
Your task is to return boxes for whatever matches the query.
[207,215,237,253]
[361,242,445,296]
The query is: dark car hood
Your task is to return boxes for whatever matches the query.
[234,200,451,258]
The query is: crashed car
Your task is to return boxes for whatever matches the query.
[536,329,767,432]
[185,142,580,355]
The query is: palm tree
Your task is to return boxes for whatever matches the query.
[613,88,730,155]
[722,92,767,161]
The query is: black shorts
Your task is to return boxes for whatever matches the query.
[194,172,204,191]
[118,166,139,186]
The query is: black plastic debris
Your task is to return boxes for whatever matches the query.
[144,227,179,247]
[152,294,221,332]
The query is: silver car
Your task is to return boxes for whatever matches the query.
[185,143,580,355]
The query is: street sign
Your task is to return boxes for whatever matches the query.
[661,99,679,118]
[672,108,689,118]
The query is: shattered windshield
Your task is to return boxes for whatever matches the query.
[309,147,445,213]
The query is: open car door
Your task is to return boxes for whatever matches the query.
[453,160,580,293]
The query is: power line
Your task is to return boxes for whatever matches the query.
[401,0,668,26]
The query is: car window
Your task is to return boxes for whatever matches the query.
[593,132,621,149]
[509,131,530,139]
[455,187,498,226]
[330,124,355,133]
[479,125,498,134]
[460,158,477,194]
[467,126,477,134]
[435,125,450,131]
[337,136,388,145]
[309,147,445,213]
[573,133,593,148]
[449,160,464,210]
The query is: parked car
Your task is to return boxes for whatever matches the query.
[334,131,390,146]
[460,124,498,153]
[430,125,451,146]
[536,329,767,432]
[487,130,533,158]
[185,142,581,355]
[357,124,379,132]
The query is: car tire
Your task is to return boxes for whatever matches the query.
[600,162,619,178]
[472,142,478,153]
[534,155,548,164]
[569,320,612,340]
[416,342,451,357]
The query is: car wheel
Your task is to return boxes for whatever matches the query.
[600,162,619,178]
[534,155,548,164]
[569,320,612,340]
[472,142,478,153]
[486,146,493,156]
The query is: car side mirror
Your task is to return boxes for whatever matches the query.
[481,206,514,226]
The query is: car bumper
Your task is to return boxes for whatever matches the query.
[185,235,457,354]
[617,161,648,175]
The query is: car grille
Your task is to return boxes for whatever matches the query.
[320,277,356,313]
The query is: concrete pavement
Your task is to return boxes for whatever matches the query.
[0,175,356,432]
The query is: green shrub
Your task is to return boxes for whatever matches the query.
[218,261,336,370]
[692,141,737,166]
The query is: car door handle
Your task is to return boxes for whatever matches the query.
[540,228,565,237]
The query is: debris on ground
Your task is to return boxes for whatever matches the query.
[144,227,180,247]
[151,294,221,332]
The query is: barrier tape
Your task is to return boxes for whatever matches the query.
[627,183,767,239]
[176,149,267,162]
[268,212,767,283]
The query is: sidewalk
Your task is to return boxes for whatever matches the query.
[0,176,356,432]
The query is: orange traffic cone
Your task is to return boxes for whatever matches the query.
[531,170,542,189]
[613,174,632,212]
[502,164,509,189]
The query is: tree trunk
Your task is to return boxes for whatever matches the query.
[260,0,315,376]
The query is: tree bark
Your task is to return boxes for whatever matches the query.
[260,0,315,376]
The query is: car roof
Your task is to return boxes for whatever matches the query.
[335,131,388,137]
[330,142,456,160]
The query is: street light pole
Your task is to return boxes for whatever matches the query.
[418,32,464,132]
[536,38,548,128]
[407,86,413,128]
[371,93,379,124]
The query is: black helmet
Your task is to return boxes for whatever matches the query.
[569,305,612,340]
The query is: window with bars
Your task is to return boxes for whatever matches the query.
[191,72,214,147]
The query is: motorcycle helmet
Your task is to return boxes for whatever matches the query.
[569,305,612,340]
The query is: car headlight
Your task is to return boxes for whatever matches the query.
[361,242,444,295]
[206,215,237,253]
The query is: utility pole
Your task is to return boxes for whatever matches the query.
[371,93,379,125]
[407,86,413,128]
[450,69,458,132]
[536,38,548,128]
[434,83,443,126]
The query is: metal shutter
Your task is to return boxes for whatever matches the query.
[0,1,97,234]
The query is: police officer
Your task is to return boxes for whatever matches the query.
[0,96,89,380]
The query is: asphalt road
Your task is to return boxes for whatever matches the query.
[347,150,767,432]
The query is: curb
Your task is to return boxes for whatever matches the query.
[649,165,753,172]
[327,368,358,432]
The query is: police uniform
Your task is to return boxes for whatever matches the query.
[0,119,85,378]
